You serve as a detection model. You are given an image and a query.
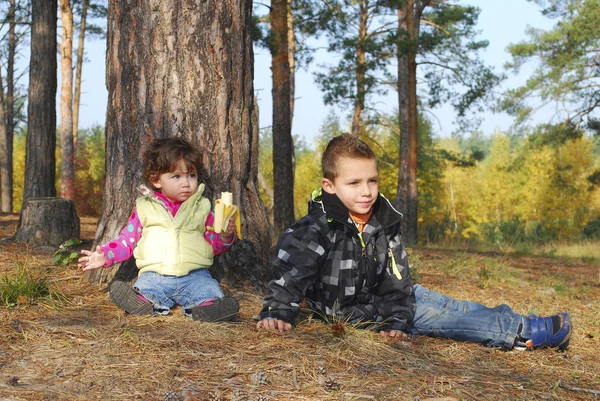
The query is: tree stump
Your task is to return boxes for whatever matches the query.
[15,197,80,247]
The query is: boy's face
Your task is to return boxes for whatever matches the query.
[151,159,199,203]
[321,157,378,215]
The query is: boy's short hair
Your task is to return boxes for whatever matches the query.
[321,134,377,180]
[143,137,201,181]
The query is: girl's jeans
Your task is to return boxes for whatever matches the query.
[134,269,224,316]
[411,284,528,349]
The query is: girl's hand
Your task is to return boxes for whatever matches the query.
[220,218,236,243]
[78,246,107,271]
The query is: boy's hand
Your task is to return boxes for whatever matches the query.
[256,318,292,333]
[220,218,236,243]
[379,329,408,339]
[78,246,107,271]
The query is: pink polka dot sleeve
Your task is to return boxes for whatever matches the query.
[204,211,236,255]
[100,210,143,268]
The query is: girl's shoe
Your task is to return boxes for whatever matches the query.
[109,280,154,315]
[191,296,239,322]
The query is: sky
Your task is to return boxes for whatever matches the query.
[56,1,556,144]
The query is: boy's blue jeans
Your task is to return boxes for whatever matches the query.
[134,269,224,316]
[412,284,528,349]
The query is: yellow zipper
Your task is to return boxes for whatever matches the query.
[388,248,402,280]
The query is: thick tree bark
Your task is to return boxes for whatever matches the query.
[73,0,89,146]
[1,0,17,213]
[271,0,295,235]
[59,0,75,200]
[15,198,79,247]
[22,0,57,203]
[88,0,270,289]
[351,1,368,137]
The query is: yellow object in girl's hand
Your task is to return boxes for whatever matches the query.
[213,191,243,240]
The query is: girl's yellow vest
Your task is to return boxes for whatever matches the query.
[133,184,214,276]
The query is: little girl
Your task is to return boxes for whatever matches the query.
[78,137,239,321]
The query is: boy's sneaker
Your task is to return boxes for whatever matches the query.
[109,280,154,315]
[191,297,239,322]
[526,312,572,351]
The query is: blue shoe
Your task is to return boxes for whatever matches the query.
[527,312,572,350]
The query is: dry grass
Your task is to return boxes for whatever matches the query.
[535,240,600,261]
[1,214,599,400]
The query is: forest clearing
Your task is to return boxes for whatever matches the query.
[1,214,599,401]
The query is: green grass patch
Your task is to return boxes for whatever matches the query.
[0,263,65,307]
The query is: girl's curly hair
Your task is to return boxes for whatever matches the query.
[143,137,201,183]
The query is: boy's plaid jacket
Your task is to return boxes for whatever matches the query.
[260,189,416,333]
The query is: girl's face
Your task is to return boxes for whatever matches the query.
[150,159,199,203]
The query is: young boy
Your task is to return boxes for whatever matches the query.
[79,137,239,322]
[257,134,572,350]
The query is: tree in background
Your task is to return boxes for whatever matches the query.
[0,0,30,213]
[313,0,395,137]
[367,110,450,243]
[502,0,600,130]
[253,0,326,234]
[394,1,501,245]
[89,0,270,287]
[0,69,8,209]
[72,0,88,141]
[59,0,74,200]
[270,0,295,235]
[72,0,106,142]
[257,128,321,222]
[306,0,498,244]
[395,0,421,245]
[21,0,57,203]
[59,0,106,200]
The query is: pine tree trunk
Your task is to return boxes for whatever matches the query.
[1,0,16,213]
[87,0,271,289]
[271,0,295,235]
[395,7,410,240]
[405,3,419,246]
[395,1,420,246]
[287,0,295,126]
[0,68,9,213]
[73,0,89,147]
[22,0,57,203]
[59,0,75,200]
[351,2,368,137]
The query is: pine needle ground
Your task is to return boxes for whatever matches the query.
[0,214,599,400]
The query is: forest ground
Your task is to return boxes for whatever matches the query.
[0,214,599,401]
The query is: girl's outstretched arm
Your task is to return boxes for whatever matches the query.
[78,246,107,271]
